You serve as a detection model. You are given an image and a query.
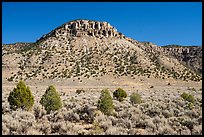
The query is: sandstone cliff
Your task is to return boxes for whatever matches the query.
[161,45,202,75]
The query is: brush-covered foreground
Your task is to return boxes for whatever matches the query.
[2,78,202,135]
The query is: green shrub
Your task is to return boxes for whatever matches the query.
[186,94,195,104]
[181,92,188,100]
[130,93,142,104]
[97,89,114,115]
[113,88,127,102]
[8,80,34,111]
[40,85,62,114]
[181,92,195,104]
[187,102,194,109]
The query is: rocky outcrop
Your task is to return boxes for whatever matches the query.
[37,19,125,43]
[161,45,202,75]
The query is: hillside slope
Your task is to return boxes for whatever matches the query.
[2,19,202,82]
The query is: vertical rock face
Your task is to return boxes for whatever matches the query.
[37,19,125,43]
[161,45,202,75]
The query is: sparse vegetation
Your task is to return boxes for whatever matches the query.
[8,76,14,82]
[76,89,85,94]
[2,84,202,135]
[75,62,80,76]
[187,87,196,91]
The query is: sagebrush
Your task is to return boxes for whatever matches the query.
[130,92,142,104]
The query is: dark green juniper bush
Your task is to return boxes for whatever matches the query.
[8,80,34,111]
[97,89,114,115]
[40,85,62,114]
[113,87,127,102]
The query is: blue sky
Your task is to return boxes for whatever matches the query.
[2,2,202,46]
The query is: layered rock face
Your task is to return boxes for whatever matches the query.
[36,19,130,51]
[37,20,125,42]
[161,45,202,75]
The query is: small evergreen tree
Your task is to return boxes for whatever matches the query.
[40,85,62,114]
[8,80,34,111]
[97,89,114,115]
